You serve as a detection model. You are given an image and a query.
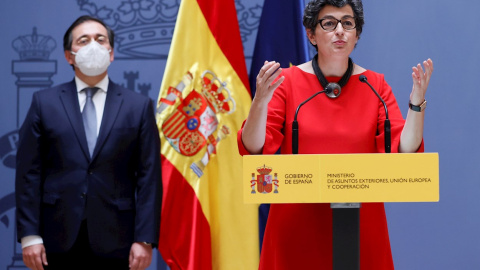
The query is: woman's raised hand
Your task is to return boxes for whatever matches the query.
[410,58,433,105]
[254,61,285,104]
[399,58,434,153]
[241,61,284,154]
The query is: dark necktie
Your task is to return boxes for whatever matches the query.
[82,87,99,157]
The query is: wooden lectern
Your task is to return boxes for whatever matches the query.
[244,153,439,270]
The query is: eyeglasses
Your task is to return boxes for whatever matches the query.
[318,16,356,31]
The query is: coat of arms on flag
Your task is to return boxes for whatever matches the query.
[251,164,279,194]
[158,69,235,177]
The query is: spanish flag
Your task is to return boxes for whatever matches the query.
[156,0,258,269]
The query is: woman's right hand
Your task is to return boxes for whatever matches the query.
[254,61,284,105]
[241,61,284,154]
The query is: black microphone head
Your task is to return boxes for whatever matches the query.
[359,75,367,82]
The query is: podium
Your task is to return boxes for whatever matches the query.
[244,153,439,269]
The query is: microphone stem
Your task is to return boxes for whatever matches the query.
[292,90,326,155]
[384,119,391,153]
[363,80,389,119]
[294,90,326,121]
[360,77,391,153]
[292,120,299,155]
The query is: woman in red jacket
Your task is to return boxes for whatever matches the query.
[238,0,433,269]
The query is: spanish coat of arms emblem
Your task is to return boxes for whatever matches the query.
[157,70,235,177]
[251,165,279,194]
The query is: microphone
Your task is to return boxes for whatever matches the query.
[292,86,339,154]
[359,75,391,153]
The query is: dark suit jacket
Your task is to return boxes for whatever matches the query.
[15,79,162,258]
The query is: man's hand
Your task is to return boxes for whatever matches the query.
[129,242,153,270]
[23,244,47,270]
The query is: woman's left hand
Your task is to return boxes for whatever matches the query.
[410,58,433,105]
[399,58,434,153]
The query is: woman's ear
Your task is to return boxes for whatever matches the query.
[306,29,316,45]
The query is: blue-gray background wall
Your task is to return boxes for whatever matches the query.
[0,1,477,269]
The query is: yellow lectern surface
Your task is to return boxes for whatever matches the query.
[243,153,439,203]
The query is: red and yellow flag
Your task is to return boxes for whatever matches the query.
[156,0,258,269]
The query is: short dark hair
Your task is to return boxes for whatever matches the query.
[303,0,364,40]
[63,15,115,51]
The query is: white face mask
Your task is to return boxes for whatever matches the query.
[71,40,111,76]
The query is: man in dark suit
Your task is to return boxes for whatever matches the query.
[15,15,162,270]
